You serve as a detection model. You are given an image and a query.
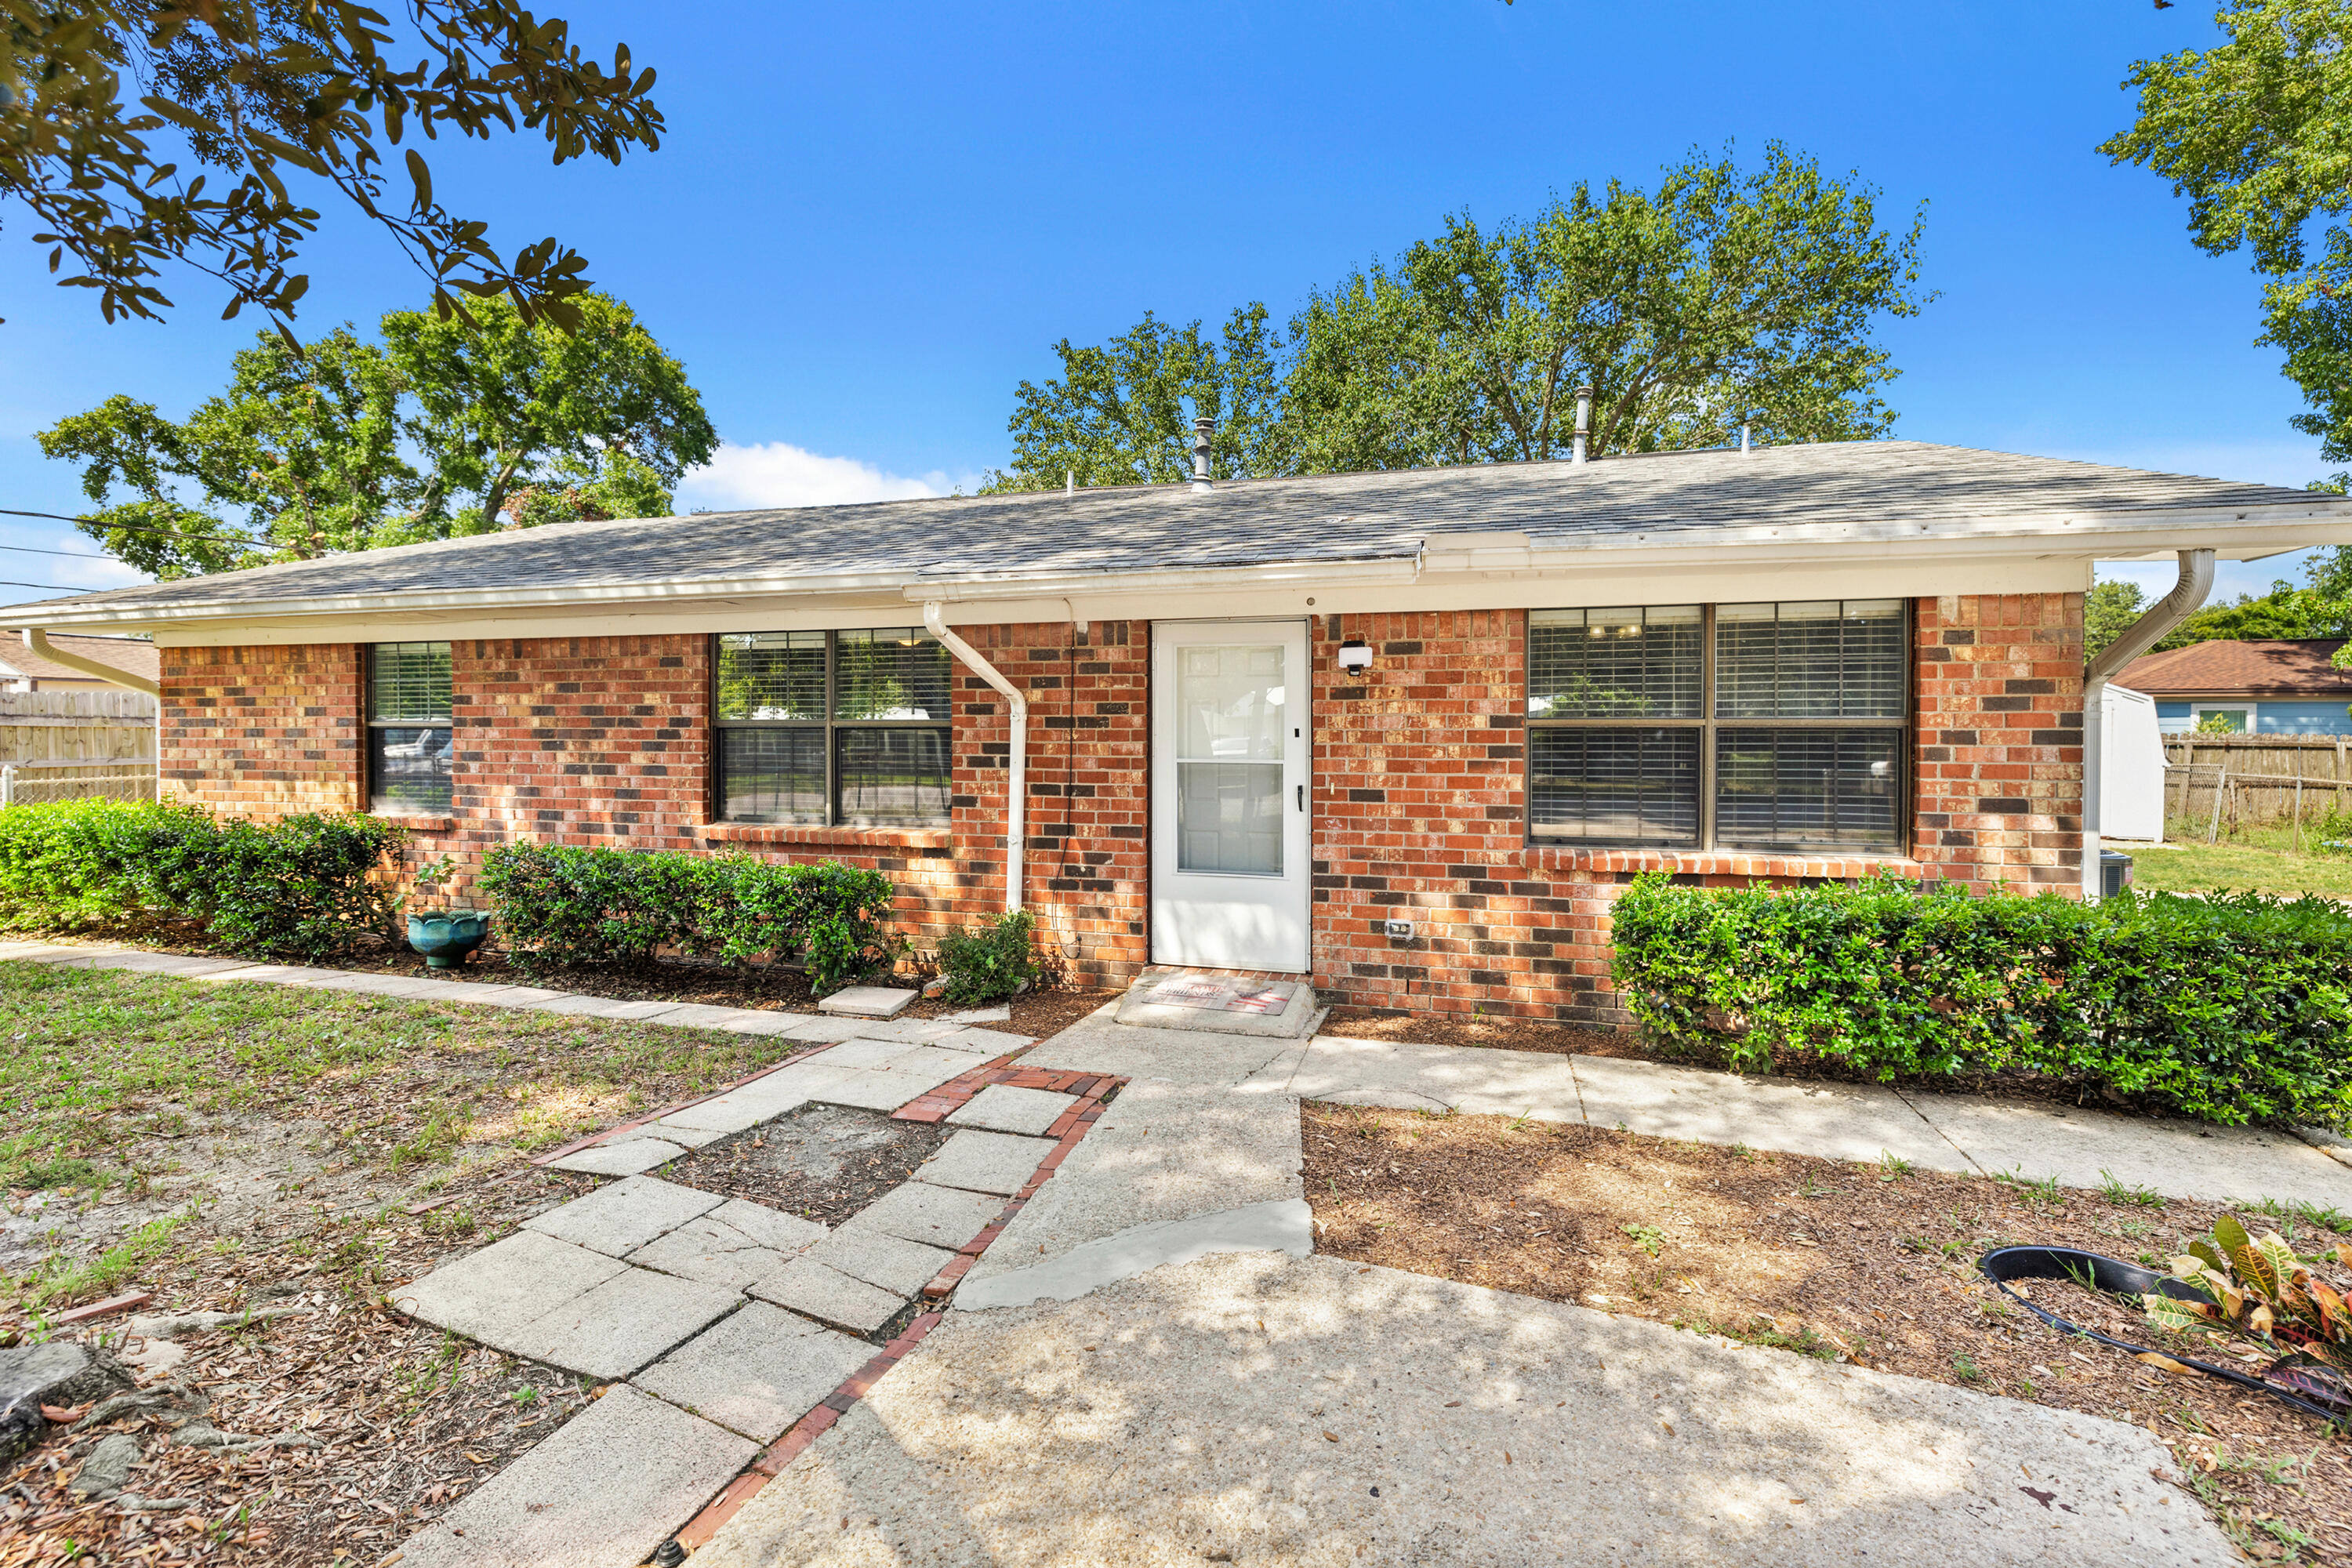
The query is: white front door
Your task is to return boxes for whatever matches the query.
[1151,620,1312,972]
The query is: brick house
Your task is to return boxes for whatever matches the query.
[16,440,2348,1022]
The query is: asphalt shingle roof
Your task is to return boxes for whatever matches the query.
[2116,638,2352,696]
[15,439,2337,618]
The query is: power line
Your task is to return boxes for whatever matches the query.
[0,506,271,552]
[0,540,135,561]
[0,579,93,594]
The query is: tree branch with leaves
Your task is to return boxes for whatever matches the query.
[1,0,662,331]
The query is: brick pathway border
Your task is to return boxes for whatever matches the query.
[666,1054,1126,1555]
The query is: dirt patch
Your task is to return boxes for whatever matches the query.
[661,1104,953,1225]
[1302,1102,2352,1565]
[1322,1006,1627,1057]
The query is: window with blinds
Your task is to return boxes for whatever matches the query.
[367,642,453,815]
[1527,601,1907,851]
[715,629,953,826]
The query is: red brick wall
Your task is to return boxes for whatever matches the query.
[1912,593,2086,891]
[159,643,362,817]
[154,591,2083,1016]
[1304,596,2088,1025]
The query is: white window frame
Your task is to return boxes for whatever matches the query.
[2188,701,2259,733]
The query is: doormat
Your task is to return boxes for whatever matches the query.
[1131,973,1299,1015]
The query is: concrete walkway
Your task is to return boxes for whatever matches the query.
[1026,1011,2352,1207]
[697,1250,2230,1567]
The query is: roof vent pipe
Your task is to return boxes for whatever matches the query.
[1190,416,1213,492]
[1571,386,1592,465]
[1740,420,1752,455]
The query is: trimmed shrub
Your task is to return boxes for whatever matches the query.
[933,909,1040,1005]
[477,842,896,994]
[1611,872,2352,1130]
[0,797,408,960]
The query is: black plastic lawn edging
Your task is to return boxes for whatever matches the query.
[1979,1246,2349,1425]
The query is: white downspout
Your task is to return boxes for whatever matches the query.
[922,601,1025,912]
[2079,548,2214,897]
[20,629,160,696]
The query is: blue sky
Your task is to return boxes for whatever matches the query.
[0,1,2336,610]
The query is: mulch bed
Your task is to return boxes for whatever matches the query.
[1302,1101,2352,1564]
[22,914,1114,1042]
[662,1105,953,1225]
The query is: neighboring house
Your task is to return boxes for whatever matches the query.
[11,439,2350,1023]
[0,631,158,693]
[2113,637,2352,735]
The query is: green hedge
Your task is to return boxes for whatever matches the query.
[476,842,895,994]
[0,798,408,961]
[1610,872,2352,1130]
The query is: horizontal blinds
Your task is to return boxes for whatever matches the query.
[717,728,826,824]
[369,643,452,724]
[717,632,824,721]
[1714,600,1904,720]
[835,629,952,721]
[1714,728,1901,850]
[1528,607,1702,719]
[1530,728,1700,845]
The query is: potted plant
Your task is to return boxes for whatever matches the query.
[404,856,492,969]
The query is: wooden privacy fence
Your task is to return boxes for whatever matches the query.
[0,690,157,807]
[2163,733,2352,840]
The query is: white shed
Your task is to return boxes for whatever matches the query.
[2100,684,2166,842]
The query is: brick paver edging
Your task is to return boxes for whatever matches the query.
[665,1057,1127,1557]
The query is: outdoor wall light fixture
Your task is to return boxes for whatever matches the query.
[1337,638,1374,673]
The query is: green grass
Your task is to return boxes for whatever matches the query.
[2125,840,2352,899]
[0,960,812,1187]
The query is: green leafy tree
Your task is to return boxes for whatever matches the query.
[2156,579,2352,648]
[2,0,662,329]
[38,292,713,575]
[2085,579,2150,658]
[982,307,1288,492]
[1286,143,1931,468]
[382,292,716,532]
[40,326,417,574]
[2105,2,2352,490]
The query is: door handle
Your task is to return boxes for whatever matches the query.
[1297,783,1305,811]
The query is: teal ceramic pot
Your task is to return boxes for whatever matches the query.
[408,909,492,969]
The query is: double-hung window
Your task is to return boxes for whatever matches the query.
[714,628,953,826]
[367,641,453,814]
[1527,601,1907,851]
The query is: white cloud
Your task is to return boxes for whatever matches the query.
[674,441,982,513]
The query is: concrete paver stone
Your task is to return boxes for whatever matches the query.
[809,1068,937,1112]
[916,1129,1054,1196]
[945,1083,1077,1135]
[818,985,917,1018]
[1564,1051,1958,1171]
[390,1384,754,1568]
[750,1258,906,1336]
[626,1214,808,1293]
[393,1232,624,1345]
[802,1229,955,1296]
[522,1175,721,1258]
[546,1138,689,1177]
[942,1004,1012,1024]
[653,1090,797,1137]
[779,1017,879,1043]
[931,1025,1032,1054]
[816,1038,925,1071]
[50,951,250,977]
[632,1301,871,1443]
[707,1198,827,1254]
[503,1265,742,1380]
[610,1121,724,1151]
[842,1181,1003,1250]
